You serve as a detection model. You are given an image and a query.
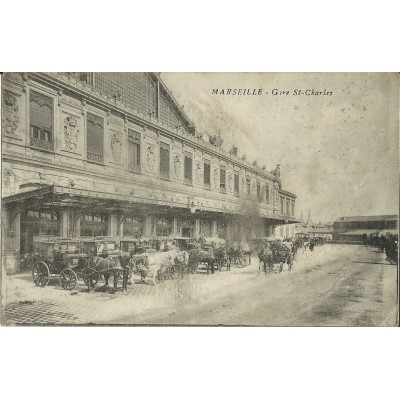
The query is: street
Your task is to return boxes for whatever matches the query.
[1,244,398,326]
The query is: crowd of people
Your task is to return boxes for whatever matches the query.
[363,233,398,264]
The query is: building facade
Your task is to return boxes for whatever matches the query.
[333,215,398,242]
[2,73,297,273]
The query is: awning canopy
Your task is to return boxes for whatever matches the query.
[2,185,301,223]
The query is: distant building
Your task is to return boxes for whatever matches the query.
[293,210,333,240]
[333,215,398,243]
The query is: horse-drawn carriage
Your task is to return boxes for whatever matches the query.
[226,247,251,268]
[258,241,293,274]
[31,236,87,289]
[32,236,126,292]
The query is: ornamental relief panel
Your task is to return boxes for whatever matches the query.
[241,176,246,193]
[2,91,20,136]
[146,144,156,174]
[213,167,219,189]
[195,161,203,185]
[62,114,80,153]
[227,172,234,192]
[110,132,123,163]
[173,153,183,179]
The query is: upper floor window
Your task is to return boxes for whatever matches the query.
[257,182,261,200]
[280,197,284,213]
[204,161,211,188]
[220,167,226,192]
[246,178,251,197]
[265,184,270,203]
[234,173,239,196]
[159,142,170,179]
[30,91,54,151]
[128,130,141,173]
[86,113,104,163]
[286,199,290,215]
[184,153,193,185]
[291,201,295,216]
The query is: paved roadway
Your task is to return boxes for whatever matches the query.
[1,244,398,326]
[109,244,398,326]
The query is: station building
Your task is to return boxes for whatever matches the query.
[333,215,398,243]
[2,73,297,273]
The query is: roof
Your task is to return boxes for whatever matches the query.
[334,215,398,223]
[278,189,297,198]
[338,230,380,236]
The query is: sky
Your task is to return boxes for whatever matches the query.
[161,73,399,224]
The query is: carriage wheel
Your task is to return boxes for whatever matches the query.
[59,268,78,290]
[235,256,247,268]
[155,270,162,284]
[84,273,99,288]
[32,261,50,287]
[107,271,118,287]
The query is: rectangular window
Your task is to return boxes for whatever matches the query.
[155,218,172,236]
[80,213,108,237]
[280,197,284,213]
[220,167,226,192]
[265,184,270,203]
[204,161,211,188]
[217,220,226,239]
[87,112,104,163]
[128,130,141,172]
[234,173,239,196]
[29,91,54,151]
[286,199,290,215]
[246,178,251,197]
[200,219,212,237]
[257,182,261,200]
[291,201,295,216]
[184,153,193,185]
[123,216,143,237]
[159,142,170,179]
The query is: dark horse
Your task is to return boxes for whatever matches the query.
[78,256,123,293]
[187,248,215,275]
[258,248,274,274]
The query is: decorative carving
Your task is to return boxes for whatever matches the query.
[241,177,246,193]
[111,132,122,163]
[227,173,233,192]
[273,164,281,179]
[174,154,183,178]
[63,116,79,152]
[146,145,156,173]
[2,91,20,135]
[213,168,219,189]
[209,133,223,147]
[57,89,63,106]
[195,161,203,184]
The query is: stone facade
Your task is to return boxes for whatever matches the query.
[1,73,297,273]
